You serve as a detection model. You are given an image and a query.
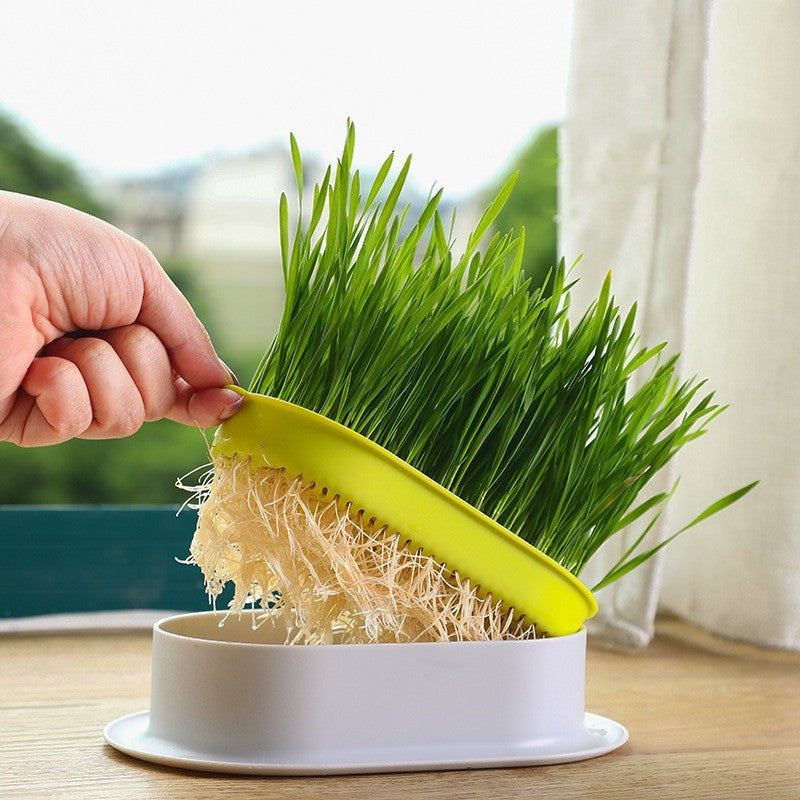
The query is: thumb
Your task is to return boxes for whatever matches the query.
[135,246,231,389]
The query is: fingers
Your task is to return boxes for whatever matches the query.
[134,242,232,390]
[1,357,92,446]
[42,335,146,440]
[95,324,242,427]
[95,325,176,421]
[0,324,245,446]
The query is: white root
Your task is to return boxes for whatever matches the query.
[183,454,539,644]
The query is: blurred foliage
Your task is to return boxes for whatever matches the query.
[0,110,106,218]
[491,125,558,290]
[0,110,227,504]
[2,422,209,505]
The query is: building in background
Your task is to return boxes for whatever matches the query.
[111,165,196,259]
[104,148,485,359]
[104,146,316,357]
[179,146,317,356]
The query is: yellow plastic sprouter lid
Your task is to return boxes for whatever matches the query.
[212,387,598,637]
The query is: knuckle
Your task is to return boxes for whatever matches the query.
[109,402,145,438]
[39,360,93,437]
[130,237,164,282]
[117,323,160,355]
[145,388,175,422]
[51,401,92,439]
[41,355,74,381]
[69,336,112,364]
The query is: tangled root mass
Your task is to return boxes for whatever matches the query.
[182,455,538,644]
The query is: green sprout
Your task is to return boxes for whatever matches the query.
[250,122,756,591]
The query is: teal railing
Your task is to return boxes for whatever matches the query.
[0,507,216,618]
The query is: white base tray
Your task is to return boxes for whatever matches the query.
[104,710,628,775]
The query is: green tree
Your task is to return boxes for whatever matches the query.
[491,125,558,290]
[0,111,106,218]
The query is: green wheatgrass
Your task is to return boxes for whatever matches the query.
[249,122,755,591]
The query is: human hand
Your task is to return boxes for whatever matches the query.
[0,191,243,447]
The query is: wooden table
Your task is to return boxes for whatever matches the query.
[2,617,798,799]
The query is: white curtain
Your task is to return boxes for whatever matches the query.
[560,0,800,650]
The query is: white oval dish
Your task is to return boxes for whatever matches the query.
[104,611,627,775]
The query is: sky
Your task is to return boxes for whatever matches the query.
[1,1,573,197]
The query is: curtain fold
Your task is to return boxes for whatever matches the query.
[560,0,799,650]
[659,1,800,650]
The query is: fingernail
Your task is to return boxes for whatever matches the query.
[219,393,244,420]
[219,359,239,386]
